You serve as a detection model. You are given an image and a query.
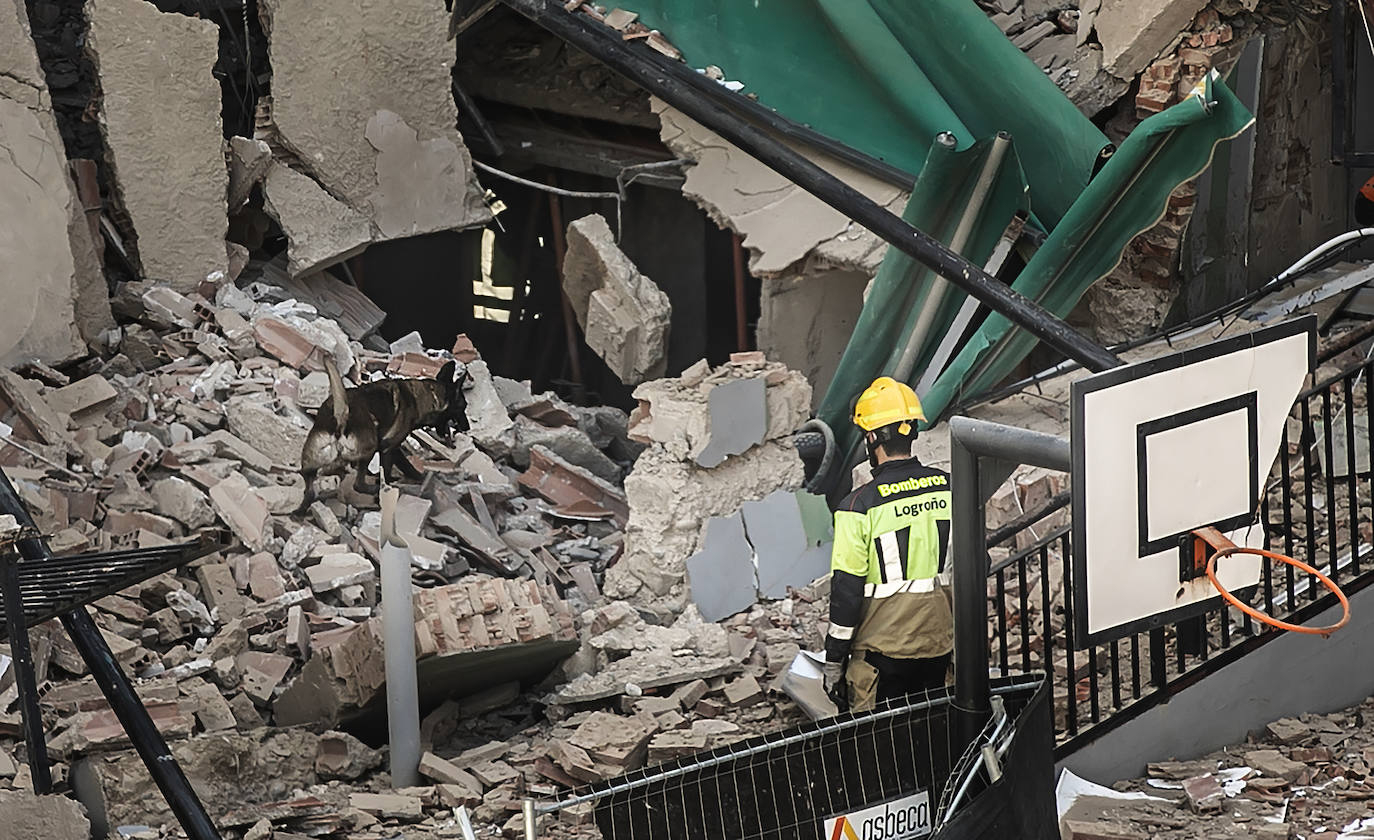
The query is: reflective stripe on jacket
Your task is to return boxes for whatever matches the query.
[825,457,953,663]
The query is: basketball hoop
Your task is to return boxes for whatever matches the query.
[1198,527,1350,637]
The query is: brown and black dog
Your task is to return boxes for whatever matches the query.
[299,359,468,507]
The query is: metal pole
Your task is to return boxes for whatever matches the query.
[891,132,1011,382]
[1,547,51,793]
[523,798,538,840]
[496,0,1123,375]
[951,425,989,749]
[0,469,221,840]
[731,233,749,353]
[948,417,1071,751]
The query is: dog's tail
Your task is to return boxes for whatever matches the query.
[323,357,350,430]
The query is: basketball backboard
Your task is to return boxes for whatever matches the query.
[1070,316,1315,645]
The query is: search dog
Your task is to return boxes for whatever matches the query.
[299,358,467,507]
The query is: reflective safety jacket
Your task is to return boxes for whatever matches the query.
[825,457,953,664]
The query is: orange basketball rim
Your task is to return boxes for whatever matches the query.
[1194,527,1351,637]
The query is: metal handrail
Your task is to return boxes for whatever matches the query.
[984,353,1374,755]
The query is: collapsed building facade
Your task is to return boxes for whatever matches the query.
[0,0,1369,836]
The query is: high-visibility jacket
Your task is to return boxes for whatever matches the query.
[825,457,954,665]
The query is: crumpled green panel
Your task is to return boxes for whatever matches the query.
[623,0,1106,229]
[816,137,1030,464]
[918,74,1257,424]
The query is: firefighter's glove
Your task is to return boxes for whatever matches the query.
[821,661,845,699]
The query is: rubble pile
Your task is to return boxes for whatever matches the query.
[1061,700,1374,839]
[0,268,830,838]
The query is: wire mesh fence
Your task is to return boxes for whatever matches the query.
[524,676,1050,840]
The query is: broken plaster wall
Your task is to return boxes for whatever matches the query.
[0,0,112,366]
[256,0,492,276]
[606,357,811,612]
[85,0,228,290]
[654,99,902,402]
[757,268,869,410]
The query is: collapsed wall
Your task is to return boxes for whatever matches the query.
[605,354,814,613]
[0,0,113,367]
[85,0,229,290]
[253,0,493,276]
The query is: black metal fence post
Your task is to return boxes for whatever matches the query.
[1,544,51,793]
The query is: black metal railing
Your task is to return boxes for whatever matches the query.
[986,356,1374,757]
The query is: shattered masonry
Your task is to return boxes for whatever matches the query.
[255,0,493,276]
[0,0,112,369]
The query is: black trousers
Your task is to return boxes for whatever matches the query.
[865,650,952,703]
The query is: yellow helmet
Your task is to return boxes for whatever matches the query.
[853,376,926,434]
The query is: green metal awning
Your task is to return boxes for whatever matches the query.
[624,0,1108,230]
[918,74,1255,424]
[617,0,1255,471]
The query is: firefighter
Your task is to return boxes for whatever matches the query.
[821,377,954,712]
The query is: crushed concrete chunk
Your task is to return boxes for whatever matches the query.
[0,790,90,840]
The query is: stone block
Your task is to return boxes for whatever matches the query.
[562,214,671,384]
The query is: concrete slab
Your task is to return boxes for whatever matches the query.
[696,377,768,468]
[262,161,372,277]
[259,0,490,238]
[0,0,112,366]
[86,0,227,289]
[685,511,756,621]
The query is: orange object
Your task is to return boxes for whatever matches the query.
[1204,540,1350,637]
[1361,175,1374,204]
